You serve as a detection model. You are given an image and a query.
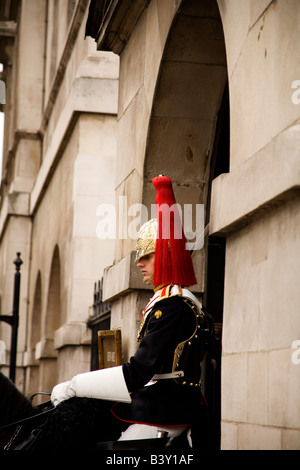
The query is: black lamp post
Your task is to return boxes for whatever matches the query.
[0,252,23,382]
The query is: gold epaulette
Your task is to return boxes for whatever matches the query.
[158,284,182,300]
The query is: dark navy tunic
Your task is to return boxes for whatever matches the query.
[114,291,206,426]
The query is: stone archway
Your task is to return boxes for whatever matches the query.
[143,0,227,207]
[31,272,42,350]
[45,245,62,338]
[35,245,62,392]
[25,272,42,397]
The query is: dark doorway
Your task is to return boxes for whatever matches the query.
[203,83,229,449]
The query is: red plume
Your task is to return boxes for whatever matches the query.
[152,176,197,287]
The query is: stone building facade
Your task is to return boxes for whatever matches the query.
[0,0,118,395]
[0,0,300,451]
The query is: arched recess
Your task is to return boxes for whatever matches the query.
[37,245,62,392]
[31,272,42,350]
[143,0,228,208]
[46,245,62,338]
[142,0,229,449]
[25,272,42,397]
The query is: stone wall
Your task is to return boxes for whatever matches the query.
[0,0,119,394]
[214,0,300,450]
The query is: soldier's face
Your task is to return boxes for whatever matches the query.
[137,253,155,284]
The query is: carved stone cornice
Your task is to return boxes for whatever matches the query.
[40,0,90,133]
[0,20,16,37]
[85,0,150,54]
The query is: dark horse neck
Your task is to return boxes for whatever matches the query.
[0,372,37,427]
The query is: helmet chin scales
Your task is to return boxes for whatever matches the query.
[144,273,154,286]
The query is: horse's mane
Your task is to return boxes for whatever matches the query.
[0,372,37,426]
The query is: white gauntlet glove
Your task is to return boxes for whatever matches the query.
[51,380,76,407]
[51,365,131,407]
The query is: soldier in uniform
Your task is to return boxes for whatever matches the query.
[50,175,211,449]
